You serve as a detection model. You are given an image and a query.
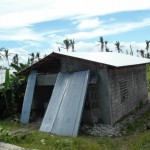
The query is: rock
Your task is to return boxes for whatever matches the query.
[11,129,31,140]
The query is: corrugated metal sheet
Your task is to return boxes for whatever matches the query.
[54,52,150,67]
[20,70,37,124]
[40,70,90,136]
[40,72,70,132]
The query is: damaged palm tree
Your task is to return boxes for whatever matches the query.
[57,39,70,52]
[0,48,13,68]
[70,39,76,52]
[130,45,133,56]
[137,50,145,58]
[35,52,40,61]
[63,39,70,51]
[145,40,150,58]
[57,38,77,52]
[12,54,19,66]
[114,41,123,53]
[146,40,150,53]
[104,41,111,52]
[97,37,105,52]
[29,53,35,64]
[97,37,110,52]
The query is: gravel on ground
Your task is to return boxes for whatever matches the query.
[81,103,150,137]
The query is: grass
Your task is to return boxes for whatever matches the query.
[147,65,150,91]
[0,108,150,150]
[147,65,150,81]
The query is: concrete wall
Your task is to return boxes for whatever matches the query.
[61,57,102,72]
[98,68,112,124]
[37,74,57,86]
[108,65,148,124]
[61,57,111,124]
[82,74,101,124]
[81,68,112,125]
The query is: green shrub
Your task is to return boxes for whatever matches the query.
[0,125,15,143]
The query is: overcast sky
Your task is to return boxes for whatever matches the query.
[0,0,150,64]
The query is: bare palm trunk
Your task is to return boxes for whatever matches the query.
[130,45,133,55]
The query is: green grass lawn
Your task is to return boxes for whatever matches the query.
[1,107,150,150]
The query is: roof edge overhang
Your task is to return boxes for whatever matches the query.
[17,52,56,76]
[17,52,150,76]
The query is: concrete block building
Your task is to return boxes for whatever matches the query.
[19,52,150,136]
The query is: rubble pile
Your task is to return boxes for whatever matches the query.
[81,104,150,137]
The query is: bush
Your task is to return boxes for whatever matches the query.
[0,125,15,143]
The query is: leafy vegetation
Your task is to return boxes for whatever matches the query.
[0,49,29,118]
[0,107,150,150]
[0,125,15,143]
[146,65,150,91]
[0,66,27,118]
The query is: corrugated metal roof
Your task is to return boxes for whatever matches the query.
[20,70,37,124]
[54,52,150,67]
[18,51,150,76]
[40,70,90,136]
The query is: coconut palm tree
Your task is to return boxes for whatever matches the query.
[104,41,112,52]
[145,40,150,58]
[146,40,150,53]
[96,37,110,52]
[70,39,76,52]
[114,41,123,53]
[63,39,70,51]
[57,38,77,52]
[130,45,133,56]
[29,53,35,64]
[137,50,145,58]
[5,49,9,67]
[3,48,13,68]
[97,36,105,52]
[35,52,40,61]
[12,54,19,65]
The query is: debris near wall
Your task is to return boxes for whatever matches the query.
[81,103,150,137]
[81,123,123,137]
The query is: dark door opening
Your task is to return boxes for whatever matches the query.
[30,85,54,122]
